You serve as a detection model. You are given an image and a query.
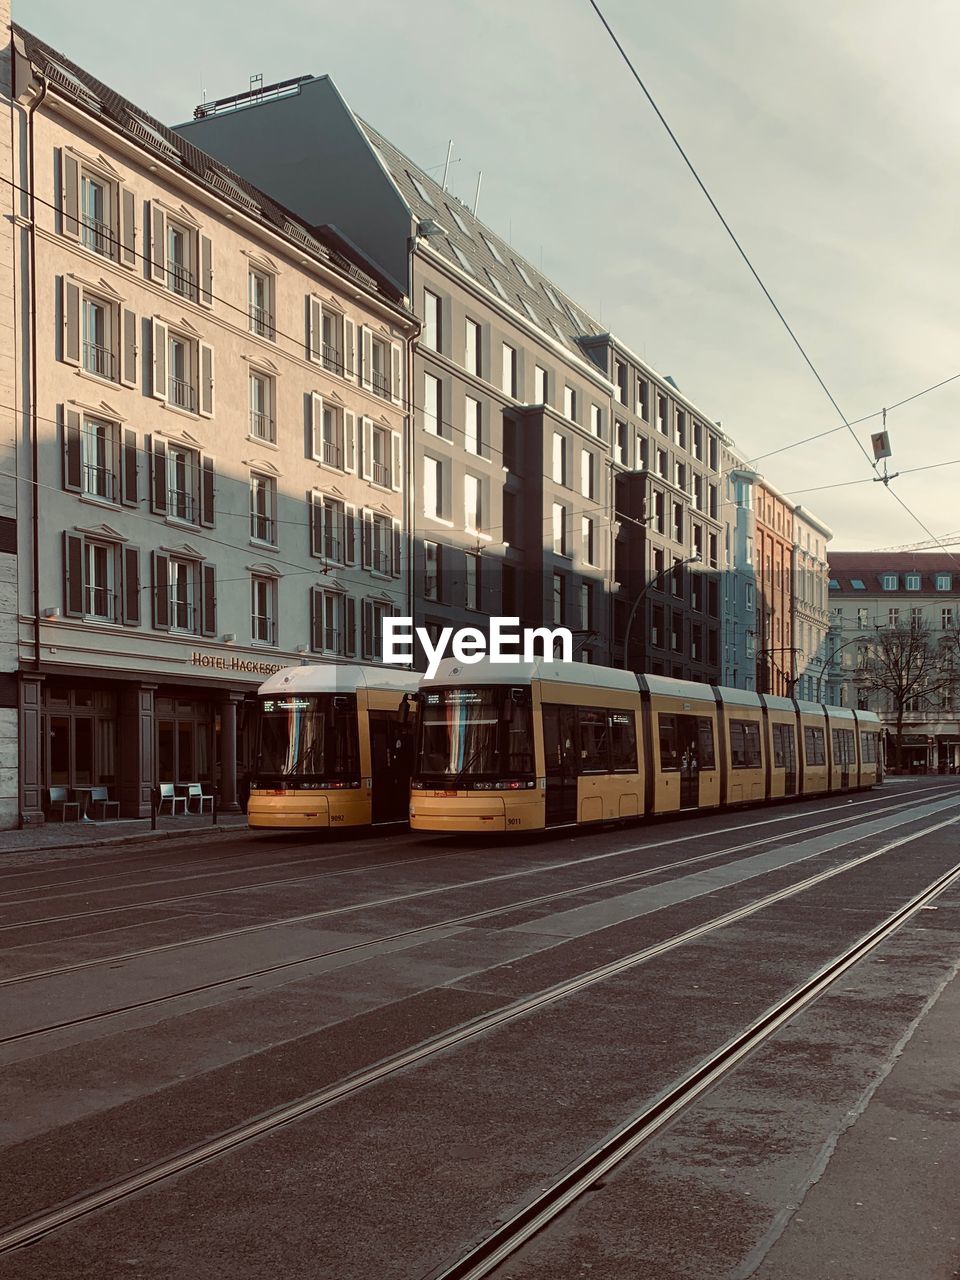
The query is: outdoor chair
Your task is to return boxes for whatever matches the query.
[158,783,187,815]
[185,782,214,814]
[48,786,80,822]
[88,786,120,820]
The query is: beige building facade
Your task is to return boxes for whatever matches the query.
[6,23,415,824]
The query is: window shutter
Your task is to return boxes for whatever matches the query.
[152,552,170,630]
[63,532,84,617]
[122,546,141,626]
[361,599,373,659]
[199,235,213,307]
[62,407,81,492]
[344,411,356,474]
[61,151,80,238]
[344,596,357,657]
[391,431,402,492]
[311,392,323,461]
[343,317,356,381]
[308,295,322,361]
[344,504,357,566]
[151,318,167,400]
[121,427,138,506]
[120,187,137,268]
[360,417,374,482]
[199,343,214,417]
[359,325,373,390]
[201,563,217,636]
[200,455,215,527]
[310,492,323,557]
[391,518,402,578]
[310,587,322,652]
[149,203,166,282]
[62,279,80,365]
[149,435,167,514]
[361,507,373,569]
[391,341,402,405]
[121,308,137,387]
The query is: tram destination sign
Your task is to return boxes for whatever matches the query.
[190,652,285,676]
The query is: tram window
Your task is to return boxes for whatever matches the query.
[804,725,826,765]
[832,728,856,765]
[658,714,679,771]
[772,723,797,770]
[578,708,609,771]
[695,718,716,770]
[860,731,878,763]
[729,719,761,769]
[609,712,638,772]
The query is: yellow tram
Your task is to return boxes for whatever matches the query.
[249,665,419,830]
[409,658,883,833]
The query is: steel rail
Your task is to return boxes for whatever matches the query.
[0,791,949,1019]
[1,809,957,1255]
[431,845,960,1279]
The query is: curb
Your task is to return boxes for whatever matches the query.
[0,821,252,858]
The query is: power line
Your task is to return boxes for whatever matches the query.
[784,458,960,498]
[584,0,960,572]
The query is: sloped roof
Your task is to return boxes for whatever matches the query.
[829,552,957,595]
[358,118,606,359]
[15,25,406,306]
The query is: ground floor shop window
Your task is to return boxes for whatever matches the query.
[44,686,116,789]
[156,697,212,783]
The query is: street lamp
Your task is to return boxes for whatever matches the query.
[815,630,875,703]
[621,552,701,671]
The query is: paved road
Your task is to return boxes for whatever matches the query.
[1,779,959,1278]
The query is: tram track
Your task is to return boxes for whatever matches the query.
[0,784,944,944]
[1,807,957,1257]
[3,792,957,1049]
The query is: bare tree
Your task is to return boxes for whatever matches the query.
[854,621,956,771]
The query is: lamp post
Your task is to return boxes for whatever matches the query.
[815,631,875,703]
[622,552,701,671]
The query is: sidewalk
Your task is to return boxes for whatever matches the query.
[0,812,250,857]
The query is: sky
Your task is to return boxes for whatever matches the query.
[22,0,960,553]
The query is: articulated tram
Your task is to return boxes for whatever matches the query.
[409,658,883,833]
[249,665,419,829]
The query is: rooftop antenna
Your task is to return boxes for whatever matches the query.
[441,139,454,192]
[473,170,482,218]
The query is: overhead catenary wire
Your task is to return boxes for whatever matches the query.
[584,0,960,571]
[4,166,960,564]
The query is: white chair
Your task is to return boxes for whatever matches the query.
[158,783,186,815]
[88,786,120,820]
[186,782,214,814]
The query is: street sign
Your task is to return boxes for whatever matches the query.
[871,430,892,461]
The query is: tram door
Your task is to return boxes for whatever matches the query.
[543,704,579,826]
[782,725,797,796]
[676,715,701,810]
[369,711,412,824]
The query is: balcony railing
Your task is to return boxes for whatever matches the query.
[322,626,342,654]
[253,614,276,645]
[323,536,343,563]
[323,344,344,376]
[371,370,391,399]
[82,463,117,502]
[249,305,275,339]
[369,548,391,575]
[169,378,196,412]
[80,216,117,260]
[83,342,115,380]
[251,514,276,544]
[372,461,390,488]
[250,411,275,442]
[167,260,196,298]
[168,487,196,523]
[84,585,117,622]
[170,599,196,633]
[322,439,343,469]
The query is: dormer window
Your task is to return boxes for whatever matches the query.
[882,574,898,590]
[905,574,921,591]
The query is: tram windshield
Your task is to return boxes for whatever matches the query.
[255,693,360,784]
[415,686,535,785]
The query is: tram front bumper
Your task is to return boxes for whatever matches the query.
[248,793,332,829]
[410,793,542,833]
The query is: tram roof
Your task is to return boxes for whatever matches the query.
[258,663,421,695]
[641,674,719,703]
[421,657,641,691]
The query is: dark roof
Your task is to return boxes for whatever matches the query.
[15,25,406,307]
[828,553,957,595]
[357,118,606,362]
